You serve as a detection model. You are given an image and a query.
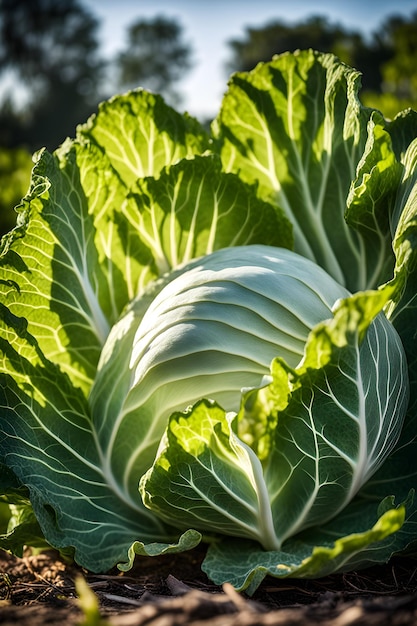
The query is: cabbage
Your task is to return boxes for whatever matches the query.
[0,50,416,592]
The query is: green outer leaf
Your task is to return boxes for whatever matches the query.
[359,405,417,542]
[378,135,417,549]
[263,314,408,546]
[387,109,417,162]
[140,401,280,550]
[388,136,417,341]
[78,89,209,186]
[0,92,210,393]
[346,112,402,288]
[127,154,293,275]
[202,498,407,594]
[356,112,417,559]
[0,144,157,393]
[213,49,395,291]
[0,312,178,572]
[117,529,202,572]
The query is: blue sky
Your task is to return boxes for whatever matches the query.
[86,0,417,118]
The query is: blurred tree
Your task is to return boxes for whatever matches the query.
[227,17,351,69]
[116,15,193,107]
[377,12,417,100]
[226,13,417,118]
[0,0,105,151]
[226,15,388,92]
[358,13,417,118]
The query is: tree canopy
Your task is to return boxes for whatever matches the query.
[0,2,194,152]
[226,13,417,114]
[378,13,417,101]
[0,0,104,151]
[116,15,193,107]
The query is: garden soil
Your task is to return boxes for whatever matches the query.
[0,546,416,625]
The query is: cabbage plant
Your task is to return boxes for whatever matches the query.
[0,50,416,593]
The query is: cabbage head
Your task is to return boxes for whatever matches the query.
[1,50,416,592]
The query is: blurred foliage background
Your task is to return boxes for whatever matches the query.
[0,0,416,238]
